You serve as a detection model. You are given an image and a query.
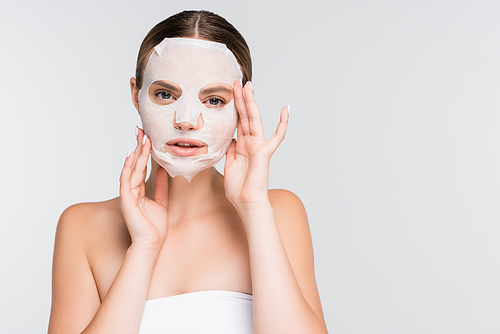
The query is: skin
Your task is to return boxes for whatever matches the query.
[48,56,328,333]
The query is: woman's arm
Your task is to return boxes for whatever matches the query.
[48,209,161,334]
[48,204,102,333]
[270,190,327,331]
[48,130,169,334]
[237,191,328,334]
[224,81,328,333]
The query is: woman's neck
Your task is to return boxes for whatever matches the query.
[145,160,226,224]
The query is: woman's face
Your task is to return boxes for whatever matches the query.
[138,38,243,181]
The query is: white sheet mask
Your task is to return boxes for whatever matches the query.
[138,38,243,181]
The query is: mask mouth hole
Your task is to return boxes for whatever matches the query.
[174,143,200,148]
[163,138,209,157]
[163,138,208,155]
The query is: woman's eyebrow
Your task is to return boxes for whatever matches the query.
[199,85,233,95]
[151,80,182,93]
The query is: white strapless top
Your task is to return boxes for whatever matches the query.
[138,290,254,334]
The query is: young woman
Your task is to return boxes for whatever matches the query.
[48,10,328,334]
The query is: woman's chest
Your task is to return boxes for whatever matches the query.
[90,215,252,301]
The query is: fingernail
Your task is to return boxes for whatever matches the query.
[239,78,243,88]
[126,148,133,158]
[135,126,138,138]
[287,104,291,114]
[248,81,253,91]
[142,134,148,145]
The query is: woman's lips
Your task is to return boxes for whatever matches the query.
[164,138,207,157]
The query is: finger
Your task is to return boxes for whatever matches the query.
[119,149,135,203]
[224,139,237,168]
[154,166,169,209]
[132,127,145,171]
[243,82,265,139]
[267,105,289,152]
[233,80,250,136]
[130,134,151,187]
[236,119,244,141]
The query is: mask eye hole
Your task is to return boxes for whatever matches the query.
[199,83,233,109]
[148,80,182,105]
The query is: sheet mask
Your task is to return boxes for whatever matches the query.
[138,38,243,181]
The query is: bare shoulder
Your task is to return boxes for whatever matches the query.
[59,198,122,226]
[49,198,126,333]
[268,189,309,229]
[268,189,306,211]
[55,197,130,263]
[268,189,312,260]
[57,198,125,241]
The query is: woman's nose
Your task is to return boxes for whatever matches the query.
[173,112,204,131]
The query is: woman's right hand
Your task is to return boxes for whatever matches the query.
[119,127,169,247]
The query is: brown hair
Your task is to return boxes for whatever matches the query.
[135,10,252,89]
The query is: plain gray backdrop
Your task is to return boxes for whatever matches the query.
[1,0,499,333]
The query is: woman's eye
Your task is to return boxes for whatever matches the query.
[207,97,225,106]
[157,91,172,100]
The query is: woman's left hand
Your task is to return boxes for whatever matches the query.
[224,81,289,208]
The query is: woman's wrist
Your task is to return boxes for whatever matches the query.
[233,196,271,214]
[128,241,162,260]
[234,198,274,225]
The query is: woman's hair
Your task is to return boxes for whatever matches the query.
[135,10,252,89]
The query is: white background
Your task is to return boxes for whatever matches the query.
[1,0,499,333]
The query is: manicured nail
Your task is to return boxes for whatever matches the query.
[126,148,133,158]
[239,78,243,87]
[142,134,147,145]
[287,104,291,114]
[135,126,138,138]
[248,81,253,91]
